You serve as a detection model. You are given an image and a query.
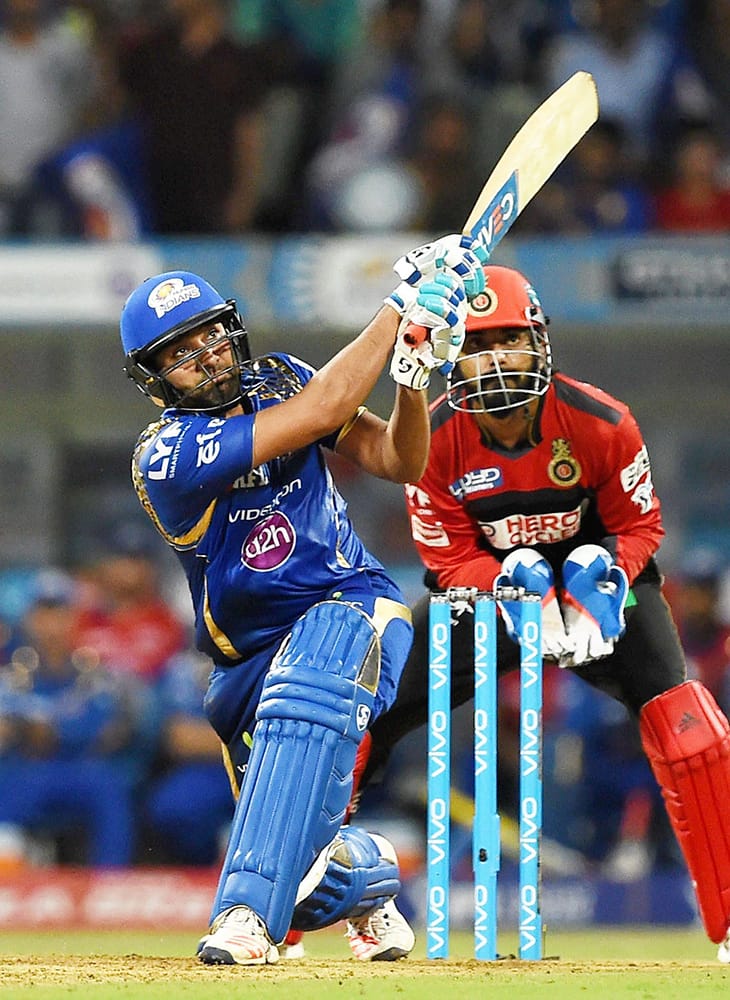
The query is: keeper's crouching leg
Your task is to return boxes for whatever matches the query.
[640,680,730,944]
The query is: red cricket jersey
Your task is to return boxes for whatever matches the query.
[405,372,664,590]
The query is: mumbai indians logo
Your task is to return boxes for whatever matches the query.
[147,277,201,318]
[547,438,581,487]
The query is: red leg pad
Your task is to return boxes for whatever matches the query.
[640,680,730,942]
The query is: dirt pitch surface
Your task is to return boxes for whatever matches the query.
[2,954,724,987]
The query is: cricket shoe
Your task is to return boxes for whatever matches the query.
[718,928,730,963]
[346,899,415,961]
[198,905,279,965]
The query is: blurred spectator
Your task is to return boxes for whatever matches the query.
[520,118,655,234]
[75,544,188,685]
[654,122,730,233]
[402,93,490,233]
[143,649,233,866]
[428,0,547,178]
[685,0,730,157]
[34,118,151,240]
[0,569,139,866]
[304,0,431,230]
[435,0,548,91]
[669,548,730,714]
[540,0,682,170]
[545,0,687,36]
[0,0,101,235]
[115,0,269,234]
[326,0,427,131]
[24,1,152,240]
[230,0,363,231]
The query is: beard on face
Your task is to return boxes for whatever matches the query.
[177,367,240,410]
[475,366,536,415]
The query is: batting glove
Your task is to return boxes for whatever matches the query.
[389,274,467,389]
[385,234,488,317]
[560,544,629,667]
[494,548,574,661]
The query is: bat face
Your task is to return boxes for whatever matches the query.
[403,72,598,346]
[465,71,599,255]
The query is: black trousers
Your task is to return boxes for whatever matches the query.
[363,575,687,789]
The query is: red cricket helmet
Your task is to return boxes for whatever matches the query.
[447,265,552,415]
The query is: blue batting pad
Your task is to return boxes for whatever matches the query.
[210,600,380,943]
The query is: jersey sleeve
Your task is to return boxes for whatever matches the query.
[133,413,254,544]
[590,408,664,583]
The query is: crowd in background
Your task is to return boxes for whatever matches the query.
[1,0,730,240]
[0,544,234,869]
[1,0,730,877]
[0,543,728,877]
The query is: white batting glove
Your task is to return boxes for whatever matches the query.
[560,544,629,667]
[385,233,488,317]
[494,548,574,661]
[390,274,467,389]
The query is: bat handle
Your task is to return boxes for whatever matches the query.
[403,323,428,347]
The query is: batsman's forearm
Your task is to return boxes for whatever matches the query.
[382,385,431,482]
[252,306,400,467]
[311,305,400,417]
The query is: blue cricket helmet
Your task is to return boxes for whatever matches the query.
[120,271,251,410]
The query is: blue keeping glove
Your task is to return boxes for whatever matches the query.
[385,233,488,318]
[494,548,574,661]
[389,273,467,389]
[560,544,629,666]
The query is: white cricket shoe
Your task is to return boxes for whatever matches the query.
[346,899,415,961]
[717,928,730,963]
[198,905,279,965]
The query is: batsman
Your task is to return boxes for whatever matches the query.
[356,262,730,962]
[119,234,487,965]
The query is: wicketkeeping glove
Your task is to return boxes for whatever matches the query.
[494,548,574,661]
[385,233,489,318]
[560,544,629,667]
[389,273,467,389]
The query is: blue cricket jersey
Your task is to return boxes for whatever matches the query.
[132,353,401,665]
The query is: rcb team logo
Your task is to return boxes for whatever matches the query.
[548,438,581,487]
[467,286,500,319]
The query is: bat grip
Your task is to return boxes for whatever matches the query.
[403,323,428,347]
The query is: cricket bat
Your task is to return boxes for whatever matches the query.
[406,71,599,344]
